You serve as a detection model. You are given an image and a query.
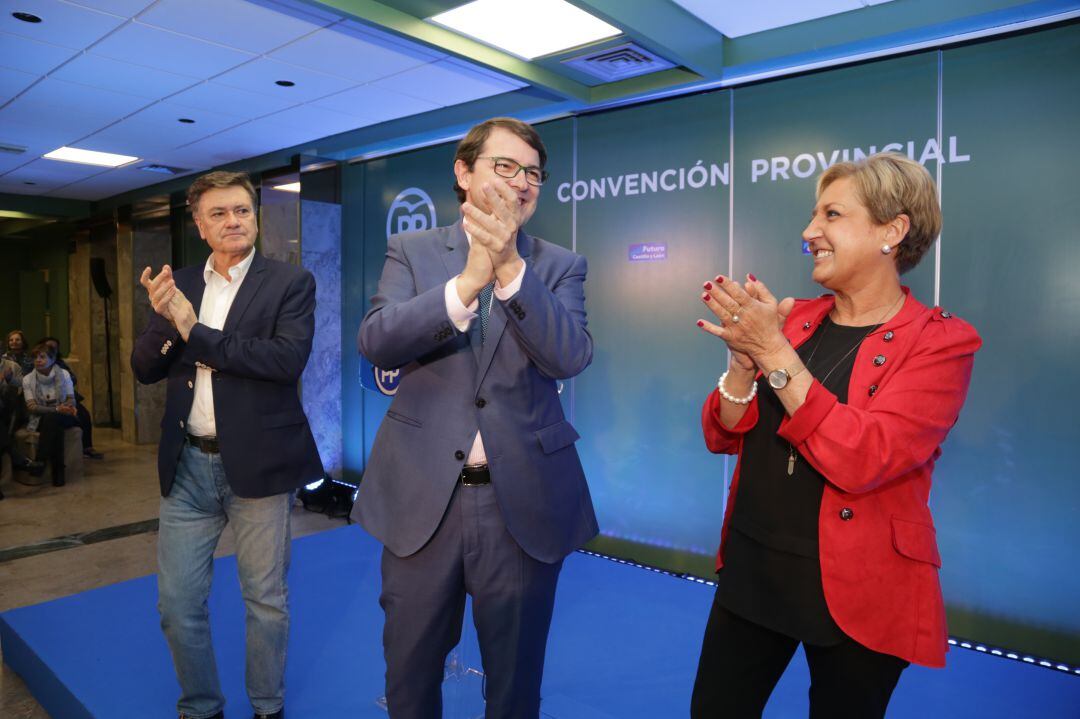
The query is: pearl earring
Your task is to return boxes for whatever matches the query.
[880,244,892,255]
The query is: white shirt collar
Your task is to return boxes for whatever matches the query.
[203,247,256,283]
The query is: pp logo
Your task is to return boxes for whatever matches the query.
[373,367,401,396]
[386,187,436,239]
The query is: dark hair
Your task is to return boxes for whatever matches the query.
[6,330,27,351]
[30,341,56,360]
[41,335,61,354]
[187,171,258,214]
[453,117,547,203]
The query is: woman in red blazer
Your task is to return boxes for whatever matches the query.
[691,153,980,718]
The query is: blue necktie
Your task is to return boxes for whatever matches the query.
[478,282,495,345]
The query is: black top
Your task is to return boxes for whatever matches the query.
[717,317,878,645]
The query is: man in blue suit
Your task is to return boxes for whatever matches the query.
[132,171,322,719]
[356,117,597,718]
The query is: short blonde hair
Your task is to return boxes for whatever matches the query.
[817,152,941,274]
[187,171,257,215]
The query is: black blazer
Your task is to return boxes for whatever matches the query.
[131,252,323,498]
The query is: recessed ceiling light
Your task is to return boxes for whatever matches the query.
[272,182,301,193]
[43,146,138,168]
[178,117,195,124]
[12,11,42,23]
[275,80,295,87]
[431,0,620,60]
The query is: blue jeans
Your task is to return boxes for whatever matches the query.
[158,442,292,718]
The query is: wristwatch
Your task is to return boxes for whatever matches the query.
[767,365,805,390]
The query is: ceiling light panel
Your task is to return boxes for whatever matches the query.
[431,0,621,59]
[43,146,139,167]
[670,0,896,39]
[0,1,125,49]
[137,0,330,55]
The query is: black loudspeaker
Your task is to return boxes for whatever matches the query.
[90,258,112,300]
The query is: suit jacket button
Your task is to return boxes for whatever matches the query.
[475,398,486,408]
[873,354,886,366]
[868,384,878,396]
[839,507,854,521]
[883,331,894,342]
[179,420,185,428]
[454,450,465,460]
[187,380,194,389]
[803,322,812,330]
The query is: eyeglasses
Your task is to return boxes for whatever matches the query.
[478,156,548,187]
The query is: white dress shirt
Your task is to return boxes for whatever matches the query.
[186,248,255,438]
[442,233,526,466]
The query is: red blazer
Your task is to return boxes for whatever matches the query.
[702,289,980,667]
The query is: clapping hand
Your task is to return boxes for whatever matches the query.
[697,274,795,366]
[461,182,523,274]
[140,265,197,340]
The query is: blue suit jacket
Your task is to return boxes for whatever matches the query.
[354,221,598,564]
[131,252,323,498]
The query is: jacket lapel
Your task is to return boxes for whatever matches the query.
[476,229,532,385]
[439,221,469,281]
[223,252,266,333]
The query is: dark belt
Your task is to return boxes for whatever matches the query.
[186,434,220,454]
[459,464,490,486]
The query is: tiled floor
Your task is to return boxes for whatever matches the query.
[0,429,347,718]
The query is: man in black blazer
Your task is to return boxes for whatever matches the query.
[132,171,322,719]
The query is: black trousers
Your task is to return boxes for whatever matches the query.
[35,412,80,468]
[74,401,93,450]
[691,592,908,719]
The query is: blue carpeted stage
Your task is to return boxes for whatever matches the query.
[1,526,1076,717]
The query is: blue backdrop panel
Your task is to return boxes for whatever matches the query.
[572,91,732,569]
[934,23,1080,655]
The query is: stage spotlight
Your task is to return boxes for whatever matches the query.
[298,476,358,521]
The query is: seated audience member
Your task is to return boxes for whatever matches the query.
[22,342,79,487]
[1,355,44,487]
[3,330,33,375]
[41,336,103,459]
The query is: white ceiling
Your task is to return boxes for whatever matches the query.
[0,0,526,200]
[671,0,896,39]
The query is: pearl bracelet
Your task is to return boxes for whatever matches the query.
[717,370,757,405]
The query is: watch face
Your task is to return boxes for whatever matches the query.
[768,369,788,389]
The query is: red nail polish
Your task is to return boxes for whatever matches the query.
[715,276,724,284]
[703,281,713,290]
[701,293,710,301]
[696,320,705,327]
[748,273,757,282]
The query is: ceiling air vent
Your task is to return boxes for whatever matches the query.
[0,142,28,155]
[138,164,191,175]
[562,42,675,82]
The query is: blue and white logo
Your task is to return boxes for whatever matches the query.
[386,187,437,239]
[359,357,401,396]
[373,366,401,396]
